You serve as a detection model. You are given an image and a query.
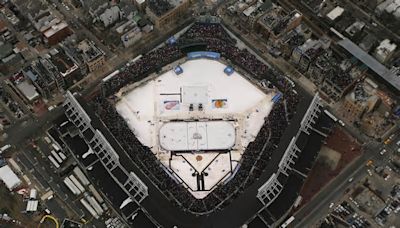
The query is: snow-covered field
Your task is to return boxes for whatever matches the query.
[115,58,275,198]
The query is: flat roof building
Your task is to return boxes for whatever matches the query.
[121,26,142,48]
[43,21,72,45]
[257,6,302,41]
[326,6,344,21]
[0,165,22,191]
[12,0,71,45]
[24,46,83,98]
[374,39,397,63]
[16,80,40,102]
[24,60,59,98]
[77,39,106,72]
[146,0,190,28]
[338,38,400,92]
[340,82,380,123]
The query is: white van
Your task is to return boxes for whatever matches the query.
[348,177,354,183]
[44,136,52,144]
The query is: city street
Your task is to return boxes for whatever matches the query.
[292,140,387,227]
[216,3,399,226]
[14,141,87,220]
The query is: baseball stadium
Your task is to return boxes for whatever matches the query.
[60,19,333,227]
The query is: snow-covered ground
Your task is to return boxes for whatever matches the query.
[115,58,275,198]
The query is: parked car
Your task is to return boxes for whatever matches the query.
[348,177,354,183]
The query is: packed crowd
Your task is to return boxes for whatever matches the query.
[180,23,236,44]
[93,96,196,210]
[102,46,184,97]
[180,23,299,106]
[93,22,300,214]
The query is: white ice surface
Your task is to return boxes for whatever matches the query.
[159,121,235,151]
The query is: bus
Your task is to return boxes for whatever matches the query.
[51,143,60,151]
[323,110,338,122]
[51,150,63,164]
[47,155,60,169]
[58,151,67,160]
[281,216,295,228]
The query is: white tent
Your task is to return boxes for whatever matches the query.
[0,165,22,191]
[26,200,38,212]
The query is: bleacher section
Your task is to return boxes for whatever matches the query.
[95,21,304,219]
[248,94,334,227]
[63,91,148,204]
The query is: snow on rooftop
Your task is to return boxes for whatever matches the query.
[16,80,39,101]
[326,6,344,21]
[43,21,68,38]
[377,39,397,52]
[115,58,274,198]
[0,165,22,191]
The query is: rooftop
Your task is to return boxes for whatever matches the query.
[259,5,284,29]
[43,21,69,38]
[301,0,325,13]
[338,38,400,92]
[16,80,40,101]
[376,39,397,53]
[147,0,184,17]
[28,60,55,85]
[0,165,22,191]
[259,6,302,36]
[0,19,7,32]
[326,6,344,21]
[82,0,109,15]
[13,0,48,18]
[0,43,13,59]
[243,2,264,17]
[49,48,78,76]
[77,40,104,62]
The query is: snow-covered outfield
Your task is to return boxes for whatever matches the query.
[115,58,275,198]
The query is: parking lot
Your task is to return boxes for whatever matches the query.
[13,139,87,220]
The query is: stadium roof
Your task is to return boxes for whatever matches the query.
[338,38,400,92]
